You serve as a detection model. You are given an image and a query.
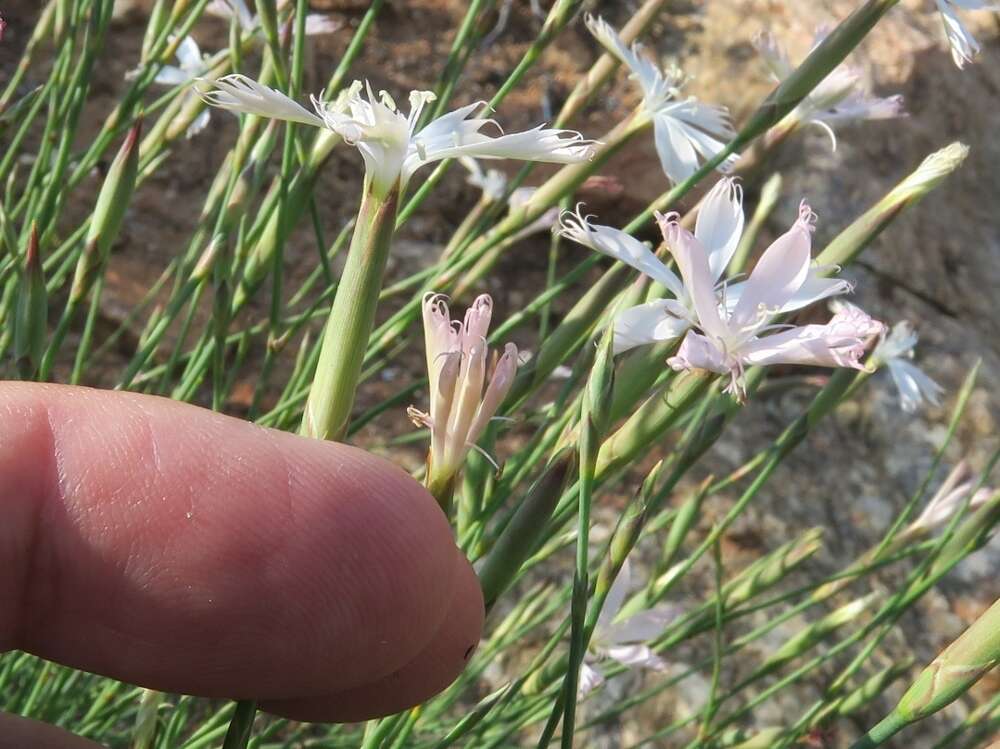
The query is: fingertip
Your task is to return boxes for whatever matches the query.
[262,548,484,722]
[0,712,104,749]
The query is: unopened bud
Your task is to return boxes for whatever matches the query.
[763,593,877,672]
[724,528,823,608]
[818,142,967,268]
[477,449,576,610]
[896,595,1000,722]
[13,224,47,375]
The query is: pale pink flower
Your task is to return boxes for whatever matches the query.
[754,29,905,150]
[909,461,994,533]
[557,178,851,356]
[408,293,518,481]
[660,204,884,399]
[579,560,679,698]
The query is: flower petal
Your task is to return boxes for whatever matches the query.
[603,604,681,644]
[305,13,342,35]
[729,201,814,330]
[738,306,884,370]
[937,0,981,67]
[176,36,203,70]
[695,178,744,281]
[197,74,326,127]
[659,215,729,341]
[154,65,191,86]
[605,644,668,672]
[467,342,518,444]
[753,31,794,81]
[558,209,686,299]
[585,15,662,100]
[653,115,700,185]
[186,108,212,138]
[578,661,605,698]
[887,359,943,413]
[666,331,730,374]
[597,559,633,635]
[612,301,691,354]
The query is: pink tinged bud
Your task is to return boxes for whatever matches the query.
[462,295,493,346]
[431,352,462,469]
[467,343,518,445]
[443,337,488,471]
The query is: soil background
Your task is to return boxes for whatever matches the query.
[1,1,999,747]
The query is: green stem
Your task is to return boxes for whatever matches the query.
[299,187,398,441]
[849,711,909,749]
[221,699,256,749]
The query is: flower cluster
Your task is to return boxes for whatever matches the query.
[408,294,519,484]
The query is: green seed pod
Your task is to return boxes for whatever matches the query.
[836,658,914,717]
[724,528,824,608]
[762,594,878,674]
[132,688,164,749]
[477,449,576,610]
[71,119,142,304]
[818,143,968,269]
[585,325,616,435]
[13,224,47,377]
[897,596,1000,723]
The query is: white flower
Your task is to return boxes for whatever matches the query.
[754,29,905,150]
[461,157,509,202]
[585,15,737,184]
[199,77,595,197]
[461,159,558,238]
[909,461,994,533]
[871,319,943,413]
[558,178,852,356]
[145,36,212,138]
[407,293,519,481]
[207,0,341,36]
[935,0,1000,68]
[579,560,679,698]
